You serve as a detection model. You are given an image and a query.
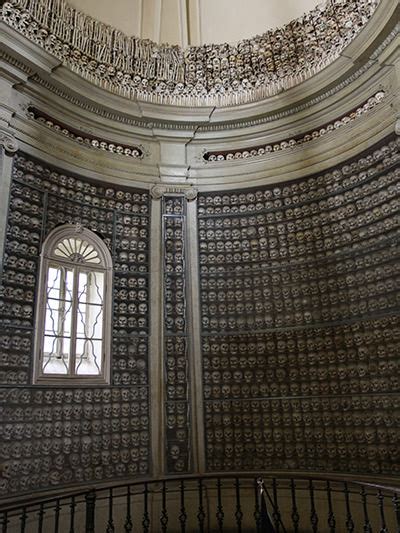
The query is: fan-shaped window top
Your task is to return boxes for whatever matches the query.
[53,237,102,264]
[34,225,112,384]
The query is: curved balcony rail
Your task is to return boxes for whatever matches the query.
[0,473,399,532]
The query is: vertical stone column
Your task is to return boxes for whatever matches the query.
[186,193,206,472]
[0,129,18,274]
[149,185,203,475]
[161,192,191,474]
[148,190,165,476]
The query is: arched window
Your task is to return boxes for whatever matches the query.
[34,224,112,384]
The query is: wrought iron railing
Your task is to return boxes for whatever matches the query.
[1,474,399,532]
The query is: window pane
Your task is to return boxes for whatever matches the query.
[42,265,73,375]
[77,303,104,339]
[75,338,102,375]
[78,271,104,304]
[42,337,71,374]
[47,266,61,299]
[75,270,104,375]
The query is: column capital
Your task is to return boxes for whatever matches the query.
[0,129,18,155]
[150,184,198,201]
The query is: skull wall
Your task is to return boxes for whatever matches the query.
[162,196,192,473]
[0,132,399,497]
[198,134,400,475]
[0,154,151,495]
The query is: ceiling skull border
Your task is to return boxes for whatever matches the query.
[1,0,380,107]
[203,91,386,162]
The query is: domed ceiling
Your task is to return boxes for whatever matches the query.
[68,0,321,46]
[1,0,381,106]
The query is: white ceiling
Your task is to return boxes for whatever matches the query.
[68,0,321,46]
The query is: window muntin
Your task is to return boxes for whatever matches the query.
[35,226,112,383]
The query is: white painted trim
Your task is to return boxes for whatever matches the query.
[186,198,206,472]
[0,134,17,276]
[196,0,202,46]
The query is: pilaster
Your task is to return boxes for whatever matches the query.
[0,128,18,275]
[148,192,165,476]
[186,194,206,473]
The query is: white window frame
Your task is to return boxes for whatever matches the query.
[33,224,112,385]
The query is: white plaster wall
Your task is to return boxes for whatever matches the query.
[68,0,142,36]
[67,0,320,44]
[160,0,182,45]
[198,0,320,44]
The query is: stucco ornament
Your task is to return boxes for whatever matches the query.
[0,129,18,154]
[151,184,198,201]
[395,117,400,136]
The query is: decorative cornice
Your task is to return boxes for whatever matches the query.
[203,91,386,162]
[0,50,34,75]
[151,184,198,201]
[199,23,399,131]
[0,129,18,154]
[11,21,395,133]
[0,0,380,107]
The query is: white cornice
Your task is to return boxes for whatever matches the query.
[0,22,61,74]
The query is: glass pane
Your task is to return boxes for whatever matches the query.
[78,271,104,304]
[42,265,73,375]
[47,266,61,299]
[44,298,59,336]
[42,337,71,375]
[65,268,74,300]
[77,303,104,339]
[75,338,102,375]
[75,270,104,375]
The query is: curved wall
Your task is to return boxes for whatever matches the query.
[198,135,400,476]
[0,0,399,499]
[0,135,399,498]
[0,155,151,495]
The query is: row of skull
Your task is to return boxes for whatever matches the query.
[200,254,399,287]
[2,0,378,104]
[199,140,398,208]
[205,93,386,162]
[14,154,149,204]
[198,201,399,240]
[203,378,398,398]
[199,228,398,265]
[0,460,148,494]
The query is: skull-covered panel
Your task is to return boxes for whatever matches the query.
[162,196,192,473]
[198,135,400,475]
[0,154,151,495]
